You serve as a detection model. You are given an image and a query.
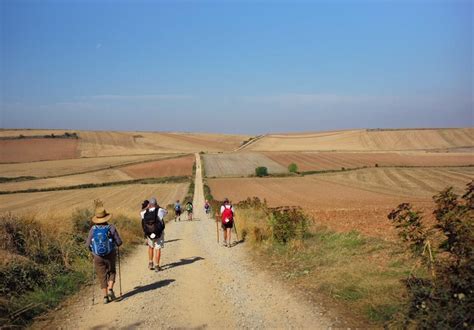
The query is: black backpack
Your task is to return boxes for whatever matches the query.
[142,208,165,238]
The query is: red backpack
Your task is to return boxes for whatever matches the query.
[221,205,234,225]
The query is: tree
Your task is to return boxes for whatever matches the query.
[288,163,298,173]
[255,167,268,177]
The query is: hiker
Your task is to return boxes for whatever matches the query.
[174,199,182,222]
[220,198,235,247]
[86,207,123,304]
[141,197,167,272]
[204,199,211,216]
[185,201,193,221]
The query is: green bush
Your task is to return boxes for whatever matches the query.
[388,181,473,328]
[255,166,268,177]
[288,163,298,173]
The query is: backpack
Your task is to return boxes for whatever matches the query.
[142,208,165,238]
[91,225,115,256]
[186,203,193,211]
[221,205,234,225]
[175,204,181,211]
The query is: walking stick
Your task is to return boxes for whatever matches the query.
[216,212,219,244]
[117,247,122,297]
[92,256,95,305]
[233,217,239,241]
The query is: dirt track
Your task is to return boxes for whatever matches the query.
[34,154,336,329]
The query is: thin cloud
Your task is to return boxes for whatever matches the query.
[84,94,192,101]
[96,43,102,49]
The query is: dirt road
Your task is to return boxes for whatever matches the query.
[34,154,335,329]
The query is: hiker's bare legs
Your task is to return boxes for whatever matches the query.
[227,228,232,245]
[148,246,153,263]
[223,228,227,242]
[154,247,161,267]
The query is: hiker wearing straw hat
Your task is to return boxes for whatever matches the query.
[85,206,123,304]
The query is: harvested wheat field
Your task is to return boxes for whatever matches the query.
[78,131,248,157]
[0,156,193,192]
[208,167,472,239]
[0,154,173,178]
[244,128,474,152]
[0,138,79,163]
[265,151,474,171]
[202,152,286,177]
[122,154,194,178]
[0,183,189,222]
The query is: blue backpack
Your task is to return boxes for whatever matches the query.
[91,225,115,256]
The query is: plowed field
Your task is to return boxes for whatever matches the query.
[202,153,286,177]
[208,167,472,239]
[122,154,194,178]
[0,139,79,163]
[265,151,474,171]
[0,183,189,221]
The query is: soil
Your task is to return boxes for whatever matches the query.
[0,139,79,163]
[121,155,195,179]
[32,154,345,329]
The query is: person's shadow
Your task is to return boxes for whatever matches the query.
[164,238,181,244]
[117,279,175,301]
[162,256,204,270]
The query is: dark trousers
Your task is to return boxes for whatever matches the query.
[94,251,116,289]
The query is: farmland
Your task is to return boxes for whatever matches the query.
[208,167,473,238]
[265,151,474,171]
[244,128,474,152]
[0,138,80,163]
[0,182,189,222]
[202,152,287,177]
[0,155,194,192]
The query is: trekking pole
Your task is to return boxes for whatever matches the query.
[233,217,239,241]
[117,247,122,297]
[91,255,95,305]
[216,212,219,244]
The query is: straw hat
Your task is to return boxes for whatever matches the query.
[92,207,112,224]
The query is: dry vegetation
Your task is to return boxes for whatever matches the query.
[0,183,189,221]
[202,152,287,177]
[121,154,194,178]
[244,128,474,152]
[265,151,474,171]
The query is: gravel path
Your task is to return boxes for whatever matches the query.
[33,154,336,329]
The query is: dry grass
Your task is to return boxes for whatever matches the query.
[244,128,474,152]
[0,183,189,221]
[121,154,194,178]
[0,139,79,163]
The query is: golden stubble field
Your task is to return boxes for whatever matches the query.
[208,167,473,239]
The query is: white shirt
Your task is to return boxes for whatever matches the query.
[141,207,168,221]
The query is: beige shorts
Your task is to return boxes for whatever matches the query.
[146,232,165,249]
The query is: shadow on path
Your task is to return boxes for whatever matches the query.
[164,238,181,244]
[230,239,245,247]
[162,256,204,271]
[118,279,175,301]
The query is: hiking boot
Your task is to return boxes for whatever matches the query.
[108,289,116,301]
[148,262,154,270]
[222,242,227,247]
[154,265,161,272]
[103,296,110,304]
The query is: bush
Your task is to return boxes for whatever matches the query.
[269,207,308,244]
[288,163,298,173]
[255,166,268,177]
[388,181,473,328]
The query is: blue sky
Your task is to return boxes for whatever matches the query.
[1,0,472,134]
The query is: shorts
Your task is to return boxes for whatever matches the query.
[147,232,165,249]
[221,220,234,229]
[175,209,181,216]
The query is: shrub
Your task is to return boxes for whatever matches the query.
[387,181,473,328]
[269,207,308,244]
[255,166,268,177]
[288,163,298,173]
